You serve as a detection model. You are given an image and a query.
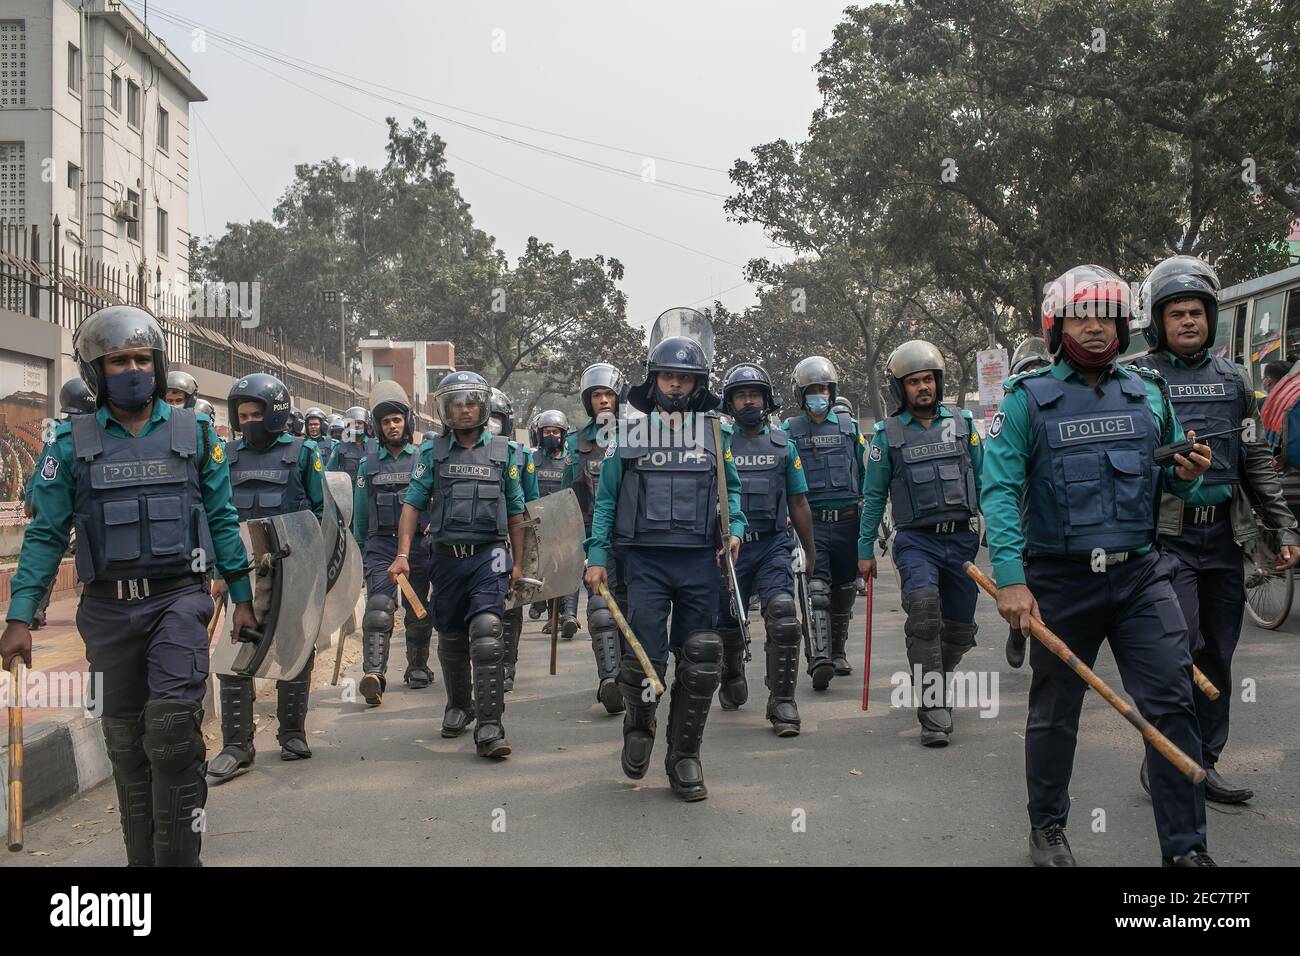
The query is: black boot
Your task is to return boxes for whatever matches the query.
[665,631,722,801]
[1163,849,1217,867]
[1204,765,1254,804]
[142,699,206,867]
[940,619,978,742]
[101,715,154,866]
[1005,627,1026,669]
[1029,825,1076,867]
[276,652,314,760]
[830,584,855,676]
[360,594,394,706]
[437,632,475,737]
[806,579,835,690]
[207,676,255,784]
[470,612,511,758]
[904,590,949,746]
[403,619,435,689]
[529,601,544,621]
[559,592,580,640]
[764,593,802,736]
[500,608,521,692]
[587,592,625,715]
[717,627,748,710]
[618,656,665,779]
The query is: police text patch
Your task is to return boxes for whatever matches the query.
[1168,383,1227,399]
[901,441,959,462]
[447,463,492,479]
[91,458,187,488]
[1055,415,1135,444]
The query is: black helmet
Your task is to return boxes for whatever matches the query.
[627,335,719,414]
[227,373,291,435]
[433,371,491,430]
[489,387,514,437]
[530,409,570,447]
[369,380,413,444]
[1136,256,1221,351]
[72,305,169,407]
[58,378,96,416]
[579,363,625,419]
[721,363,778,412]
[165,370,198,407]
[288,406,305,436]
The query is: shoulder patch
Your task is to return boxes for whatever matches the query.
[357,475,365,488]
[970,430,980,446]
[40,456,59,481]
[792,455,802,470]
[509,465,519,480]
[527,461,535,473]
[211,442,224,464]
[604,442,617,459]
[313,455,323,471]
[858,432,866,446]
[988,412,1005,439]
[869,444,882,462]
[413,462,427,479]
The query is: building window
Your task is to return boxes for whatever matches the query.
[0,21,27,108]
[67,162,81,222]
[157,106,169,151]
[67,42,79,94]
[374,365,395,382]
[109,71,120,112]
[126,188,139,241]
[127,80,140,129]
[0,141,24,226]
[156,206,168,257]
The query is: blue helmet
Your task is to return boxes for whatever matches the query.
[227,373,292,435]
[721,363,778,412]
[627,335,720,414]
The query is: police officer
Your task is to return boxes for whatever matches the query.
[352,382,435,705]
[289,405,306,437]
[584,325,746,801]
[857,342,984,746]
[718,363,815,736]
[163,369,198,408]
[1131,255,1300,804]
[327,405,370,485]
[533,408,579,639]
[329,413,346,441]
[1,306,256,866]
[305,406,335,460]
[982,264,1216,867]
[563,363,627,714]
[784,356,867,688]
[194,397,216,420]
[488,387,538,692]
[833,395,871,597]
[208,373,325,783]
[391,372,529,758]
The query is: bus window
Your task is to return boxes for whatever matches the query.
[1250,291,1286,382]
[1232,302,1247,367]
[1286,288,1300,366]
[1211,302,1236,362]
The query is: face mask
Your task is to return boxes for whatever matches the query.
[653,385,690,414]
[1061,333,1119,370]
[735,405,765,428]
[542,434,562,454]
[486,418,503,436]
[241,421,273,447]
[104,369,156,411]
[804,394,830,415]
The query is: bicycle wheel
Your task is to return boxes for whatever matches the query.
[1244,537,1294,629]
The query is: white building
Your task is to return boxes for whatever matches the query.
[0,0,205,293]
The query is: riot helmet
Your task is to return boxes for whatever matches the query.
[303,406,328,438]
[164,370,199,407]
[489,387,514,437]
[885,341,946,412]
[370,380,413,446]
[433,371,491,431]
[58,378,96,416]
[531,409,570,453]
[1010,336,1051,375]
[289,406,306,436]
[580,363,624,419]
[1135,255,1221,351]
[227,373,291,446]
[193,397,216,420]
[72,305,169,408]
[1041,264,1132,356]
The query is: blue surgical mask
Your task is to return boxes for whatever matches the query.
[805,395,830,415]
[104,369,155,411]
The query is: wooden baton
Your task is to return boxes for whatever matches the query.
[597,582,665,697]
[549,599,559,676]
[964,562,1206,784]
[396,573,428,620]
[7,661,24,851]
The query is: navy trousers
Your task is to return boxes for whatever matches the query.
[718,531,795,624]
[893,527,980,621]
[426,544,511,634]
[364,534,432,615]
[624,546,718,665]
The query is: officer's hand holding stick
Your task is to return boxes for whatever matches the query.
[5,658,24,851]
[966,562,1206,784]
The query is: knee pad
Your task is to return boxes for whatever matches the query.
[437,631,470,662]
[808,578,831,610]
[363,594,396,635]
[142,700,204,773]
[587,599,615,635]
[943,619,979,649]
[469,613,504,664]
[830,584,857,615]
[678,630,722,694]
[902,589,943,642]
[763,592,802,646]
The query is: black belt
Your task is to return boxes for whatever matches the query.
[1026,551,1133,567]
[925,520,972,534]
[743,530,780,543]
[1186,505,1228,526]
[84,574,204,602]
[813,506,859,523]
[432,541,500,558]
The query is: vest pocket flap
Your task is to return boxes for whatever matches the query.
[450,483,477,500]
[937,462,962,482]
[907,463,937,484]
[146,495,183,521]
[1105,449,1142,476]
[375,492,397,508]
[103,499,140,525]
[257,491,284,509]
[477,483,501,500]
[744,475,771,497]
[1062,454,1099,482]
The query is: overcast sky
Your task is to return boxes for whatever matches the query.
[126,0,853,330]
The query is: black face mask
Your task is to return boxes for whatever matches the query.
[104,369,156,411]
[734,405,765,428]
[542,434,563,455]
[241,421,274,447]
[653,385,690,414]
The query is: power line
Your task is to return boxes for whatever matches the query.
[191,108,270,215]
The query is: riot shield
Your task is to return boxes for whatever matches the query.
[649,307,715,367]
[507,488,587,609]
[319,472,364,644]
[211,509,325,680]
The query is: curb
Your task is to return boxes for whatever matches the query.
[1,713,111,824]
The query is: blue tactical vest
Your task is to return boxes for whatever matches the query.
[614,414,720,548]
[729,426,791,535]
[70,407,213,582]
[332,440,365,485]
[1130,353,1242,486]
[784,414,860,504]
[535,452,566,498]
[883,408,978,528]
[427,433,510,543]
[227,436,309,520]
[1021,369,1162,554]
[315,435,337,461]
[575,428,608,528]
[364,439,416,536]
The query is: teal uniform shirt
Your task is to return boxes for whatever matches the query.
[325,439,366,473]
[781,408,868,510]
[858,405,984,559]
[402,427,527,543]
[231,432,325,522]
[563,420,605,489]
[7,400,253,623]
[511,439,540,502]
[1153,349,1239,508]
[722,421,810,496]
[351,441,420,549]
[981,360,1204,589]
[585,411,748,569]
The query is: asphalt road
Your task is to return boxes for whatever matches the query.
[7,554,1298,867]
